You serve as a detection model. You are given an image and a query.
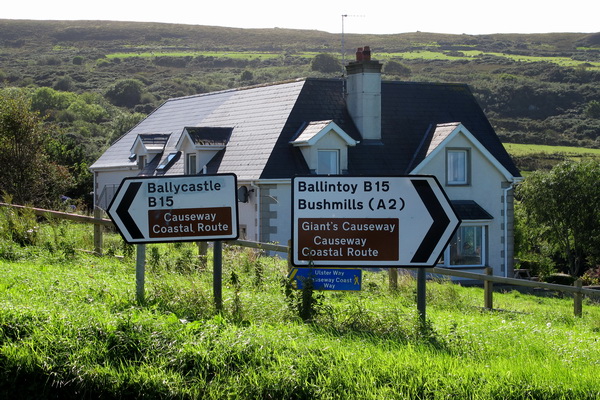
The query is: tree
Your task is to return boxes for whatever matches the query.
[383,60,411,77]
[516,160,600,276]
[0,89,71,207]
[584,100,600,119]
[311,53,341,74]
[105,79,145,108]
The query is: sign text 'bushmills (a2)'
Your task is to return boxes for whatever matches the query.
[107,174,239,244]
[292,176,460,267]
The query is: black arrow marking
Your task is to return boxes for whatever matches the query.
[410,179,450,264]
[116,181,144,240]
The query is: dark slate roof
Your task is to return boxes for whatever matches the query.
[451,200,494,220]
[138,133,170,147]
[91,77,520,180]
[186,127,233,146]
[348,81,520,177]
[260,79,361,179]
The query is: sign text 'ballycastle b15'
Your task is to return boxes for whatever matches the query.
[108,174,239,244]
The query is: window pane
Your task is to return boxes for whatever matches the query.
[318,150,339,174]
[450,226,482,265]
[448,150,467,184]
[187,153,197,175]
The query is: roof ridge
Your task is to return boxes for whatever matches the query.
[167,78,308,103]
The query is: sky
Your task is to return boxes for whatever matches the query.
[2,0,598,35]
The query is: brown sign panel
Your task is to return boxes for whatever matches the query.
[148,207,233,238]
[297,218,399,261]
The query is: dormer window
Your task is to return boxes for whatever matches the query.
[317,150,340,174]
[176,127,232,175]
[186,153,197,175]
[291,120,358,175]
[130,133,170,170]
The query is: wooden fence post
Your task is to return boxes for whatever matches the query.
[197,241,208,256]
[287,239,293,271]
[484,267,493,310]
[213,241,223,312]
[389,268,398,290]
[574,279,583,317]
[93,206,103,256]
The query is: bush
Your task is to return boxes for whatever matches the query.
[311,53,341,74]
[104,79,145,108]
[581,266,600,286]
[384,60,411,77]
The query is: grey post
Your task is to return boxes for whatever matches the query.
[136,244,146,304]
[214,241,223,311]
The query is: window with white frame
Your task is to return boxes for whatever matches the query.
[186,153,197,175]
[438,224,485,266]
[447,149,469,185]
[317,150,339,175]
[138,155,146,169]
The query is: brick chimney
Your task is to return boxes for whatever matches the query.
[345,46,383,141]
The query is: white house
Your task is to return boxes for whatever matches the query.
[90,47,521,277]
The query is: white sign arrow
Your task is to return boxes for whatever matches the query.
[292,175,460,267]
[107,174,239,244]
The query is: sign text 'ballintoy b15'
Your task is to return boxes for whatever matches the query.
[292,176,460,267]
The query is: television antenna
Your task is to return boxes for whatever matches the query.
[341,14,365,69]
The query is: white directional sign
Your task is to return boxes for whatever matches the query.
[292,175,460,267]
[107,174,239,244]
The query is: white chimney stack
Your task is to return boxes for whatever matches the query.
[345,46,383,141]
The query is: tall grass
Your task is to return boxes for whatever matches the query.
[0,213,599,398]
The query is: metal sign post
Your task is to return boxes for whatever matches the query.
[108,174,239,307]
[136,244,146,304]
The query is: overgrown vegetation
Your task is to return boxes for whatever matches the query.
[0,210,599,399]
[516,160,600,277]
[0,20,599,208]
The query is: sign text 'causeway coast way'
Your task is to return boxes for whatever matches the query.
[292,176,460,267]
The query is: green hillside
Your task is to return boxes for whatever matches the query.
[1,19,598,149]
[1,20,599,204]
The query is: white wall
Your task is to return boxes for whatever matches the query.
[299,132,350,171]
[257,181,292,255]
[236,183,258,241]
[94,168,139,209]
[415,133,510,276]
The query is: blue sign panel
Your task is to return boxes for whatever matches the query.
[288,268,362,291]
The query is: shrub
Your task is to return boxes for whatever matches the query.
[104,79,145,108]
[311,53,341,74]
[384,60,411,77]
[581,266,600,286]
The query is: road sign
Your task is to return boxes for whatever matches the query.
[292,176,460,267]
[288,268,362,291]
[107,174,239,244]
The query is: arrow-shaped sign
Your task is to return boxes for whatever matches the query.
[107,174,239,244]
[410,179,451,263]
[115,181,144,240]
[292,175,460,267]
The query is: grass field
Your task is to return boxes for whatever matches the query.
[504,143,600,158]
[1,215,599,399]
[103,49,600,70]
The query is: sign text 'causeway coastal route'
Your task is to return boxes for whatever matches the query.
[107,174,239,244]
[292,176,460,267]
